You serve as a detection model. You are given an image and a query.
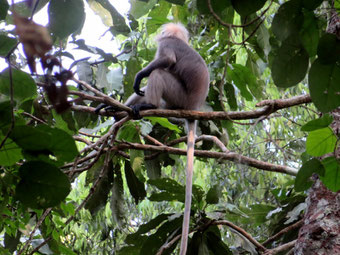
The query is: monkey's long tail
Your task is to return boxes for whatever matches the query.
[179,120,196,255]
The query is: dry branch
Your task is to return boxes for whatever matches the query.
[116,142,298,176]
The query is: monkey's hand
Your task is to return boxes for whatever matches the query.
[133,74,145,96]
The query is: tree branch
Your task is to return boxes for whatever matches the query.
[116,142,297,175]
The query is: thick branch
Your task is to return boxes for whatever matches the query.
[71,94,312,122]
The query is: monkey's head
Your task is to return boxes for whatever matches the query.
[158,23,189,44]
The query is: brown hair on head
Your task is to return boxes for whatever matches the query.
[158,23,189,43]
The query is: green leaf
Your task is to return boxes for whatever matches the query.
[320,157,340,192]
[129,0,157,19]
[140,216,182,254]
[85,160,114,215]
[295,158,324,192]
[149,191,185,202]
[272,0,302,42]
[224,83,237,110]
[48,0,85,39]
[317,33,340,64]
[146,117,181,132]
[148,178,185,202]
[0,0,9,20]
[37,125,78,162]
[10,125,78,163]
[192,184,204,205]
[111,163,125,227]
[306,127,337,157]
[4,231,21,253]
[0,101,12,129]
[117,122,141,142]
[301,114,333,131]
[146,0,171,34]
[124,160,146,204]
[0,136,23,166]
[271,36,309,88]
[129,214,172,240]
[231,0,266,16]
[95,0,130,35]
[10,125,52,151]
[123,58,142,102]
[16,161,71,209]
[197,0,232,17]
[302,0,323,10]
[0,68,37,102]
[0,35,16,57]
[308,58,340,112]
[227,64,253,101]
[205,227,232,254]
[206,185,220,205]
[299,11,319,57]
[148,178,184,192]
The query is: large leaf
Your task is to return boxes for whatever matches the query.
[271,36,309,88]
[272,0,302,42]
[0,136,23,166]
[0,35,17,57]
[227,64,253,101]
[197,0,232,18]
[295,158,324,192]
[206,184,220,205]
[320,157,340,192]
[299,10,319,57]
[0,68,37,102]
[0,0,9,20]
[146,0,171,34]
[140,216,182,254]
[10,125,78,163]
[126,213,172,243]
[110,163,125,227]
[16,161,71,209]
[309,58,340,112]
[231,0,266,17]
[148,178,185,202]
[306,127,337,157]
[129,0,157,19]
[124,160,146,204]
[94,0,130,35]
[317,33,340,64]
[301,114,333,132]
[48,0,85,39]
[123,57,142,102]
[205,226,232,254]
[146,117,181,132]
[302,0,324,10]
[37,125,78,162]
[85,160,114,215]
[0,101,12,129]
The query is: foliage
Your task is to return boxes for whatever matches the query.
[0,0,339,254]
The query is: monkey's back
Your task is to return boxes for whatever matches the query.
[157,37,210,110]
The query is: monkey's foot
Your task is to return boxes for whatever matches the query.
[94,103,120,114]
[131,103,157,119]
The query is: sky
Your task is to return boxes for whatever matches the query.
[0,0,131,71]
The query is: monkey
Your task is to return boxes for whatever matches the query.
[126,23,210,255]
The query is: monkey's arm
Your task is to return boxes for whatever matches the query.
[133,50,176,96]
